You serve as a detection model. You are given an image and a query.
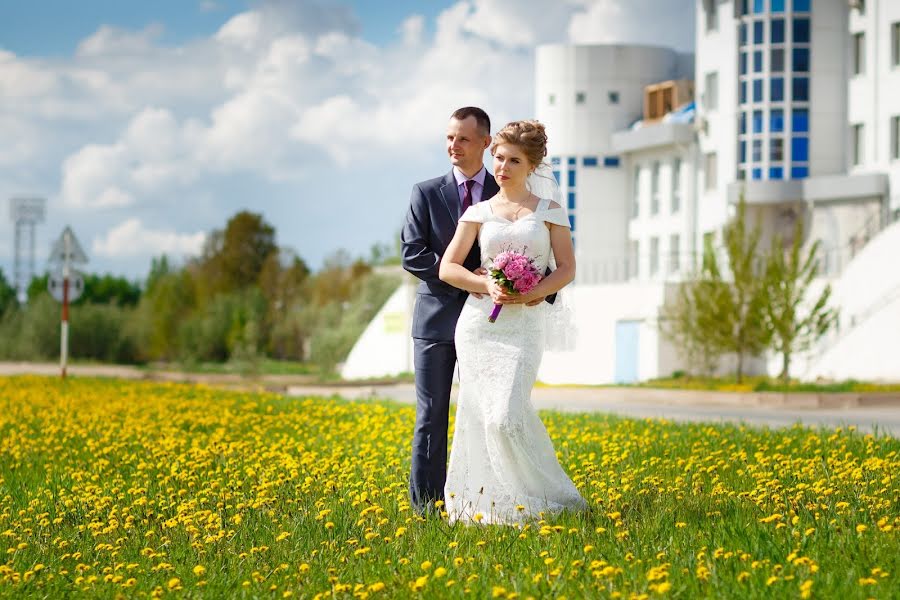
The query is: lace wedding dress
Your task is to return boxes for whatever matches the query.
[444,198,587,525]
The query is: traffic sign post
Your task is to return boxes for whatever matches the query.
[48,227,88,379]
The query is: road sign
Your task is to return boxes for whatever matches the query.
[48,270,84,303]
[48,226,88,266]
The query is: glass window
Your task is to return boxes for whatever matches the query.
[793,47,809,72]
[893,116,900,160]
[740,52,748,75]
[771,137,784,161]
[771,77,784,101]
[852,124,864,165]
[608,91,620,104]
[705,72,719,110]
[792,136,809,162]
[754,21,764,44]
[576,91,586,104]
[739,80,747,104]
[582,156,598,167]
[753,110,763,133]
[568,169,576,187]
[553,170,560,184]
[739,140,747,162]
[770,167,784,179]
[793,108,809,132]
[651,162,660,215]
[753,79,763,102]
[771,19,785,43]
[739,23,748,46]
[771,48,785,72]
[893,22,900,67]
[754,50,763,72]
[632,168,640,218]
[737,168,747,180]
[771,109,784,132]
[705,153,717,190]
[791,165,808,178]
[548,94,556,105]
[792,77,809,101]
[672,158,681,213]
[568,192,576,210]
[752,167,762,180]
[650,237,659,276]
[669,234,680,274]
[551,156,561,166]
[740,112,747,134]
[754,0,765,14]
[567,157,577,165]
[853,32,865,76]
[752,139,762,162]
[793,19,810,43]
[706,0,719,31]
[604,156,621,167]
[771,0,785,12]
[793,0,809,10]
[569,215,576,231]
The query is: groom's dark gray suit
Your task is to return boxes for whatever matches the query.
[401,168,499,510]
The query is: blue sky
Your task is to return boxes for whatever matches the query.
[0,0,694,281]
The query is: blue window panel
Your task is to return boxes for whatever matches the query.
[772,0,785,12]
[752,139,763,161]
[772,47,785,71]
[739,81,747,103]
[567,192,576,210]
[740,0,749,15]
[754,21,764,44]
[568,170,576,187]
[754,0,765,14]
[752,168,763,180]
[792,136,809,162]
[753,110,764,133]
[754,50,763,72]
[793,47,810,72]
[771,19,785,43]
[771,77,784,101]
[771,109,784,132]
[753,79,763,102]
[791,165,809,178]
[792,77,809,101]
[739,140,747,163]
[793,18,810,43]
[770,167,784,179]
[794,0,810,11]
[582,156,598,167]
[567,157,577,166]
[740,52,748,75]
[740,112,747,134]
[792,108,809,132]
[551,156,561,166]
[553,170,561,184]
[603,156,620,167]
[739,23,748,45]
[568,215,576,231]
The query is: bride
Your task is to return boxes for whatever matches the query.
[438,120,587,524]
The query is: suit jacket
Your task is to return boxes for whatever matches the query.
[401,169,499,341]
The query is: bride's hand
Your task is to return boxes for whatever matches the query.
[487,278,517,304]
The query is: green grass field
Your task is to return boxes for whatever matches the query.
[1,377,897,598]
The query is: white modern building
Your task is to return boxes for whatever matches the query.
[343,1,900,384]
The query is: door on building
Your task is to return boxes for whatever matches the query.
[614,320,641,384]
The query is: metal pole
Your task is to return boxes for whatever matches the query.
[60,230,71,379]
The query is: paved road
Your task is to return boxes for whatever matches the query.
[286,383,900,437]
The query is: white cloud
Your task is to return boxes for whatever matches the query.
[568,0,695,52]
[92,218,206,258]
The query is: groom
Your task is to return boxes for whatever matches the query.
[401,106,496,514]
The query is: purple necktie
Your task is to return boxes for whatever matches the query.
[461,179,475,214]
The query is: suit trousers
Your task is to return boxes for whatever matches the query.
[409,337,456,510]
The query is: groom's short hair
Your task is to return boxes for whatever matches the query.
[451,107,491,135]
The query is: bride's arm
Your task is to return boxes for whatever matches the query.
[439,222,490,294]
[519,223,575,304]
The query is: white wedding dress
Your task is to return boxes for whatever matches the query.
[444,198,587,525]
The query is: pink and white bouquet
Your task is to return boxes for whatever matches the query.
[487,250,543,323]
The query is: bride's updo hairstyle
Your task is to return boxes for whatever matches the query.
[490,120,548,169]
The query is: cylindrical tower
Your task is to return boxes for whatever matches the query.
[535,44,691,283]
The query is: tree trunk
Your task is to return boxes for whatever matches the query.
[781,352,790,384]
[736,352,744,383]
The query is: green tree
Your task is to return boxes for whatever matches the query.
[764,220,838,383]
[197,211,277,297]
[81,273,141,306]
[0,268,16,318]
